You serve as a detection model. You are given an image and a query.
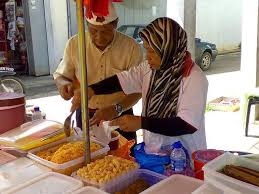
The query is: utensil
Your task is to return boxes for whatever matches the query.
[63,111,75,137]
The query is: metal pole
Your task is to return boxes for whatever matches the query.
[76,0,91,165]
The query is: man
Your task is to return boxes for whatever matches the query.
[53,2,142,141]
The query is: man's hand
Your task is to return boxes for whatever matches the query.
[60,83,74,100]
[90,105,118,126]
[70,87,95,112]
[71,88,81,112]
[55,77,74,100]
[109,115,141,132]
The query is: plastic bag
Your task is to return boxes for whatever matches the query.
[109,140,135,161]
[134,143,170,174]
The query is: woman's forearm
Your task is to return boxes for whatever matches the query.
[90,75,123,95]
[141,116,197,136]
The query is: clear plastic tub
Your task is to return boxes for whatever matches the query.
[192,179,242,194]
[107,169,167,194]
[141,174,203,194]
[72,163,140,193]
[203,152,259,194]
[71,186,109,194]
[0,120,66,151]
[2,172,83,194]
[27,136,110,175]
[0,150,16,165]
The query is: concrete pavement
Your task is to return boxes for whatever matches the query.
[18,75,58,100]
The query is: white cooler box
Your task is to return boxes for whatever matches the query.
[203,152,259,194]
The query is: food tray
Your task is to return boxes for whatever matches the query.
[203,152,259,194]
[71,186,109,194]
[0,150,16,165]
[207,97,240,112]
[72,163,139,193]
[2,172,83,194]
[142,174,203,194]
[27,136,110,175]
[104,169,166,193]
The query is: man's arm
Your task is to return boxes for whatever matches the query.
[89,42,143,125]
[53,38,77,100]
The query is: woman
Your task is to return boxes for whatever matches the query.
[72,17,208,157]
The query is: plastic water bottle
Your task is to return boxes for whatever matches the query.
[32,106,43,120]
[170,141,187,173]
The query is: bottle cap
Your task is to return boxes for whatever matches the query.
[34,106,40,112]
[172,141,182,149]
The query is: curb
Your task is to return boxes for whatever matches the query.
[218,49,241,55]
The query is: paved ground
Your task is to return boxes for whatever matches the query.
[206,52,241,76]
[18,75,57,100]
[18,52,259,154]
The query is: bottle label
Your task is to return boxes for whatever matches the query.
[171,159,186,172]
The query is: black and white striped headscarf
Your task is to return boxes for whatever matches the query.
[140,18,187,118]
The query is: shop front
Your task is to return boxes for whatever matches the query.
[0,0,28,74]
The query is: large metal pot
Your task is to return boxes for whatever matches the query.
[0,92,25,134]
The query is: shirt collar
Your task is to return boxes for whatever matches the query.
[90,31,117,54]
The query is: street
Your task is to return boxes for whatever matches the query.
[206,52,241,75]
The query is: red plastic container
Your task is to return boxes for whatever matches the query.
[0,93,25,134]
[108,131,120,150]
[192,149,224,180]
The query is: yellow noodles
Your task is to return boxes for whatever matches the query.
[36,141,102,164]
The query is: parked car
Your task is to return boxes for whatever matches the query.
[117,25,218,71]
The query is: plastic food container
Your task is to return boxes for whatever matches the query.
[0,150,16,165]
[0,120,66,151]
[0,148,27,157]
[108,169,167,194]
[0,157,51,192]
[2,172,83,194]
[192,179,242,194]
[71,186,109,194]
[203,152,259,194]
[0,93,25,134]
[109,131,120,150]
[141,174,203,194]
[27,136,110,175]
[192,149,224,180]
[73,163,139,192]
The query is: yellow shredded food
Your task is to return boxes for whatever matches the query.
[36,141,102,164]
[77,156,138,183]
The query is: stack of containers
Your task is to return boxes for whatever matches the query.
[202,152,259,194]
[0,157,51,192]
[0,150,16,165]
[2,172,83,194]
[27,136,110,175]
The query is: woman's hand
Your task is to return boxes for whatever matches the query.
[110,115,141,132]
[90,105,118,126]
